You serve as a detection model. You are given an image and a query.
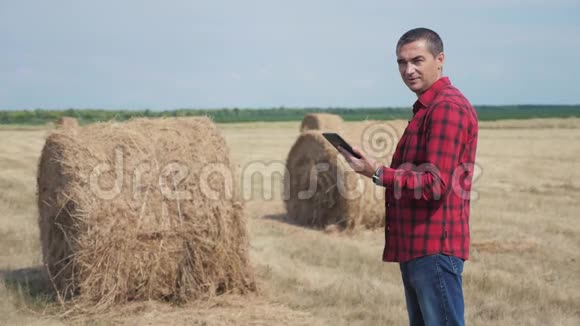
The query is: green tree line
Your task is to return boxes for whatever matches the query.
[0,105,579,125]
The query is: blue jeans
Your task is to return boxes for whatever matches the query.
[399,254,465,326]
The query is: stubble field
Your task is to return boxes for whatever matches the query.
[0,118,579,325]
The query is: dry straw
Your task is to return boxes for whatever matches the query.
[299,113,343,133]
[284,126,385,231]
[55,117,79,129]
[37,117,256,311]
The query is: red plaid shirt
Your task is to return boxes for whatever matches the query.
[379,77,478,262]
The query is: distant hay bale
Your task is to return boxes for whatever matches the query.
[300,113,343,133]
[283,129,385,231]
[37,117,256,310]
[55,117,79,129]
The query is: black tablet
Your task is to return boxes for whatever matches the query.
[322,133,362,159]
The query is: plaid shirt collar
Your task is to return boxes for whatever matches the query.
[412,77,451,114]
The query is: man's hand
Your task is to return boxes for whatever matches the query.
[337,146,379,178]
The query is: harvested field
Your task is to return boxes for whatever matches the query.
[0,118,579,325]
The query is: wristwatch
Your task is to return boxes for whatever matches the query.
[372,166,383,185]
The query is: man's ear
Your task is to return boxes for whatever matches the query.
[437,52,445,70]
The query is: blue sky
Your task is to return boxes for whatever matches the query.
[1,0,579,110]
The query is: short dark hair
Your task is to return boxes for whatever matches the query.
[396,28,444,57]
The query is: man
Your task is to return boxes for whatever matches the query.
[339,28,478,326]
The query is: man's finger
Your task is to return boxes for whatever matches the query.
[351,146,365,159]
[337,146,353,162]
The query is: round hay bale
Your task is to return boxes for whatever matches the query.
[299,113,343,133]
[37,117,256,309]
[283,130,385,231]
[55,117,79,129]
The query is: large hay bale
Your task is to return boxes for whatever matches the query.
[283,128,385,230]
[37,117,255,309]
[299,113,343,133]
[55,117,79,129]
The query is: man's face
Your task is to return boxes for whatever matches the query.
[396,39,444,96]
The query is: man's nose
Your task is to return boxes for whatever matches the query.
[405,64,415,76]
